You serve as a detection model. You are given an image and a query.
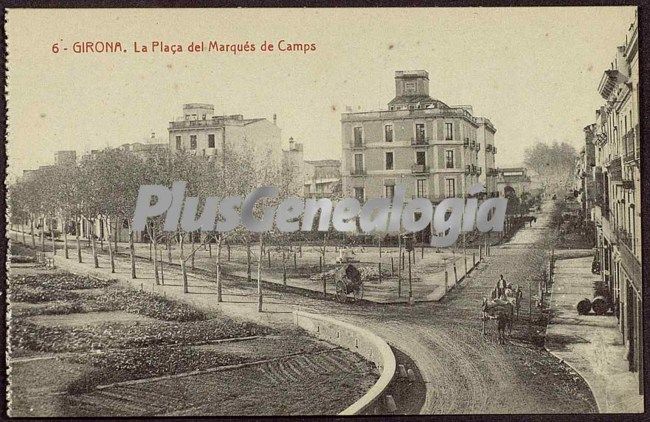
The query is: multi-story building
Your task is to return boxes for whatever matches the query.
[341,70,494,208]
[282,138,341,198]
[575,124,597,220]
[475,117,498,196]
[168,103,282,163]
[590,11,642,393]
[495,167,531,198]
[303,159,341,198]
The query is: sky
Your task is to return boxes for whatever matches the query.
[6,7,637,181]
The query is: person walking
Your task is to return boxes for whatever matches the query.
[496,274,507,299]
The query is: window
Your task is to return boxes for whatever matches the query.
[416,151,426,166]
[446,178,456,197]
[190,135,197,150]
[385,125,393,142]
[354,187,365,202]
[404,81,416,94]
[354,153,364,172]
[175,136,182,150]
[208,134,215,148]
[416,179,426,198]
[353,127,363,146]
[385,185,395,198]
[445,123,453,140]
[415,123,425,143]
[385,152,394,170]
[445,150,454,169]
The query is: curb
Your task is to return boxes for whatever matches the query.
[292,310,397,415]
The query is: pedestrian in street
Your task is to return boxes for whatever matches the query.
[496,274,507,299]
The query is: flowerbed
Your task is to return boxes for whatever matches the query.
[66,345,248,393]
[10,318,273,354]
[9,287,81,304]
[9,273,117,290]
[90,289,206,322]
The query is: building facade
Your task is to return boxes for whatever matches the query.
[282,138,341,198]
[589,12,642,393]
[495,167,531,198]
[341,70,495,207]
[168,103,282,163]
[475,117,498,196]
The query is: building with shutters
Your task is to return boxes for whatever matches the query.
[341,70,497,209]
[588,11,642,394]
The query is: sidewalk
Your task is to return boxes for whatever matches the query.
[545,255,643,413]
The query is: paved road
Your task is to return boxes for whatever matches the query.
[12,202,597,414]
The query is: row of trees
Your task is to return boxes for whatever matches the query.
[9,145,297,311]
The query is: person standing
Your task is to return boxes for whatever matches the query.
[496,274,507,298]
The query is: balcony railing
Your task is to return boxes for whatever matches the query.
[350,168,366,176]
[616,227,633,251]
[411,137,430,146]
[411,164,429,174]
[350,139,365,149]
[623,128,636,164]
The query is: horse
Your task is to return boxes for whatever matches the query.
[482,294,517,343]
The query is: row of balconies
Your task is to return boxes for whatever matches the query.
[465,164,482,175]
[349,164,487,176]
[462,138,481,152]
[485,144,498,154]
[350,138,498,151]
[622,126,640,165]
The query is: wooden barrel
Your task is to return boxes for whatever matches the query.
[591,296,609,315]
[576,298,592,315]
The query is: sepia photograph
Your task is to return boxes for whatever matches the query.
[3,6,645,416]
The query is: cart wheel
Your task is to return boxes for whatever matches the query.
[354,284,364,301]
[335,280,347,303]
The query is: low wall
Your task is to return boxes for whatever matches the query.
[292,310,396,415]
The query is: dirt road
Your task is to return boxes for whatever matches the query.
[282,202,597,413]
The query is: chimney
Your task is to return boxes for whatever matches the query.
[273,114,277,125]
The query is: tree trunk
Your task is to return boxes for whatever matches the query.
[180,233,188,293]
[50,220,56,255]
[21,222,26,244]
[167,236,172,264]
[216,234,222,302]
[30,216,35,247]
[151,226,159,285]
[63,219,69,259]
[247,236,252,283]
[99,219,104,251]
[106,217,115,273]
[90,221,99,268]
[114,220,118,253]
[191,233,195,269]
[128,220,137,279]
[257,235,263,312]
[76,218,82,263]
[40,216,45,252]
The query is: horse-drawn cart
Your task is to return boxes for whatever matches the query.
[334,264,364,302]
[482,285,522,343]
